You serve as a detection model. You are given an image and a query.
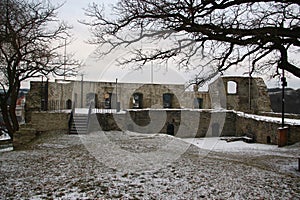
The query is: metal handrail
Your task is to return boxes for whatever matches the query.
[86,102,93,133]
[68,102,76,134]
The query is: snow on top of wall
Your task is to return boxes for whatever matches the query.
[48,108,300,126]
[236,111,300,126]
[220,75,260,79]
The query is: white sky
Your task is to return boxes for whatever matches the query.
[23,0,299,90]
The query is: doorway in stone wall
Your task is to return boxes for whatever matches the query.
[267,136,271,144]
[163,93,173,108]
[194,98,203,109]
[66,99,72,109]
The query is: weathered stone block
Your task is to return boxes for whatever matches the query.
[13,128,37,150]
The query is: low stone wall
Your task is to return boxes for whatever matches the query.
[90,110,237,138]
[236,114,300,145]
[30,112,70,132]
[289,125,300,145]
[236,115,278,144]
[23,109,300,147]
[13,112,70,149]
[91,109,299,145]
[13,127,37,150]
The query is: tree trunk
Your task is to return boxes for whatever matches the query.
[0,102,14,140]
[10,85,20,135]
[0,83,21,140]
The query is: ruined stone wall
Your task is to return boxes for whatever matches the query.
[116,83,185,109]
[27,76,272,117]
[25,110,300,146]
[91,110,236,138]
[47,81,74,110]
[13,116,70,150]
[25,81,43,122]
[13,127,37,150]
[289,125,300,145]
[27,80,197,113]
[235,114,300,145]
[235,115,277,144]
[30,112,70,132]
[89,110,298,145]
[211,77,272,113]
[181,92,211,109]
[252,78,272,113]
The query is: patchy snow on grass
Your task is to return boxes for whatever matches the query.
[0,146,13,152]
[1,132,300,199]
[181,137,300,157]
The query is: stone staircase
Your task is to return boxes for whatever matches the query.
[69,114,89,134]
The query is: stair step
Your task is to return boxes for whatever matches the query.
[69,113,90,134]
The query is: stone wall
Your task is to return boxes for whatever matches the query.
[13,112,70,149]
[25,109,300,146]
[26,80,197,111]
[235,115,278,144]
[89,110,236,138]
[13,127,37,150]
[30,112,70,132]
[47,81,74,110]
[235,114,300,145]
[89,110,298,145]
[210,77,272,113]
[25,81,44,122]
[289,125,300,145]
[26,76,272,123]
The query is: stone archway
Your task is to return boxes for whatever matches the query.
[66,99,72,109]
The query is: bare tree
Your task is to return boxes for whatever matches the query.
[83,0,300,85]
[0,0,80,139]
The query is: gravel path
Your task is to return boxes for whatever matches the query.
[0,131,300,199]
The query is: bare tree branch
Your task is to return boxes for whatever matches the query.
[0,0,81,137]
[82,0,300,83]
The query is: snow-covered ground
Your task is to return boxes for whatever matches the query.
[183,137,300,157]
[0,131,299,199]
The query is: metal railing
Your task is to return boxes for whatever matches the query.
[68,102,76,134]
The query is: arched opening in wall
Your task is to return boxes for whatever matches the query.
[227,81,238,94]
[163,93,173,108]
[167,122,174,135]
[132,93,143,109]
[104,92,112,109]
[66,99,72,109]
[194,98,203,109]
[267,136,271,144]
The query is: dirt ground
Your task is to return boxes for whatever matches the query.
[0,131,300,199]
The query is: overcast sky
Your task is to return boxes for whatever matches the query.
[36,0,300,90]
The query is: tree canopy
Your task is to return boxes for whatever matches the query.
[0,0,80,137]
[83,0,300,85]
